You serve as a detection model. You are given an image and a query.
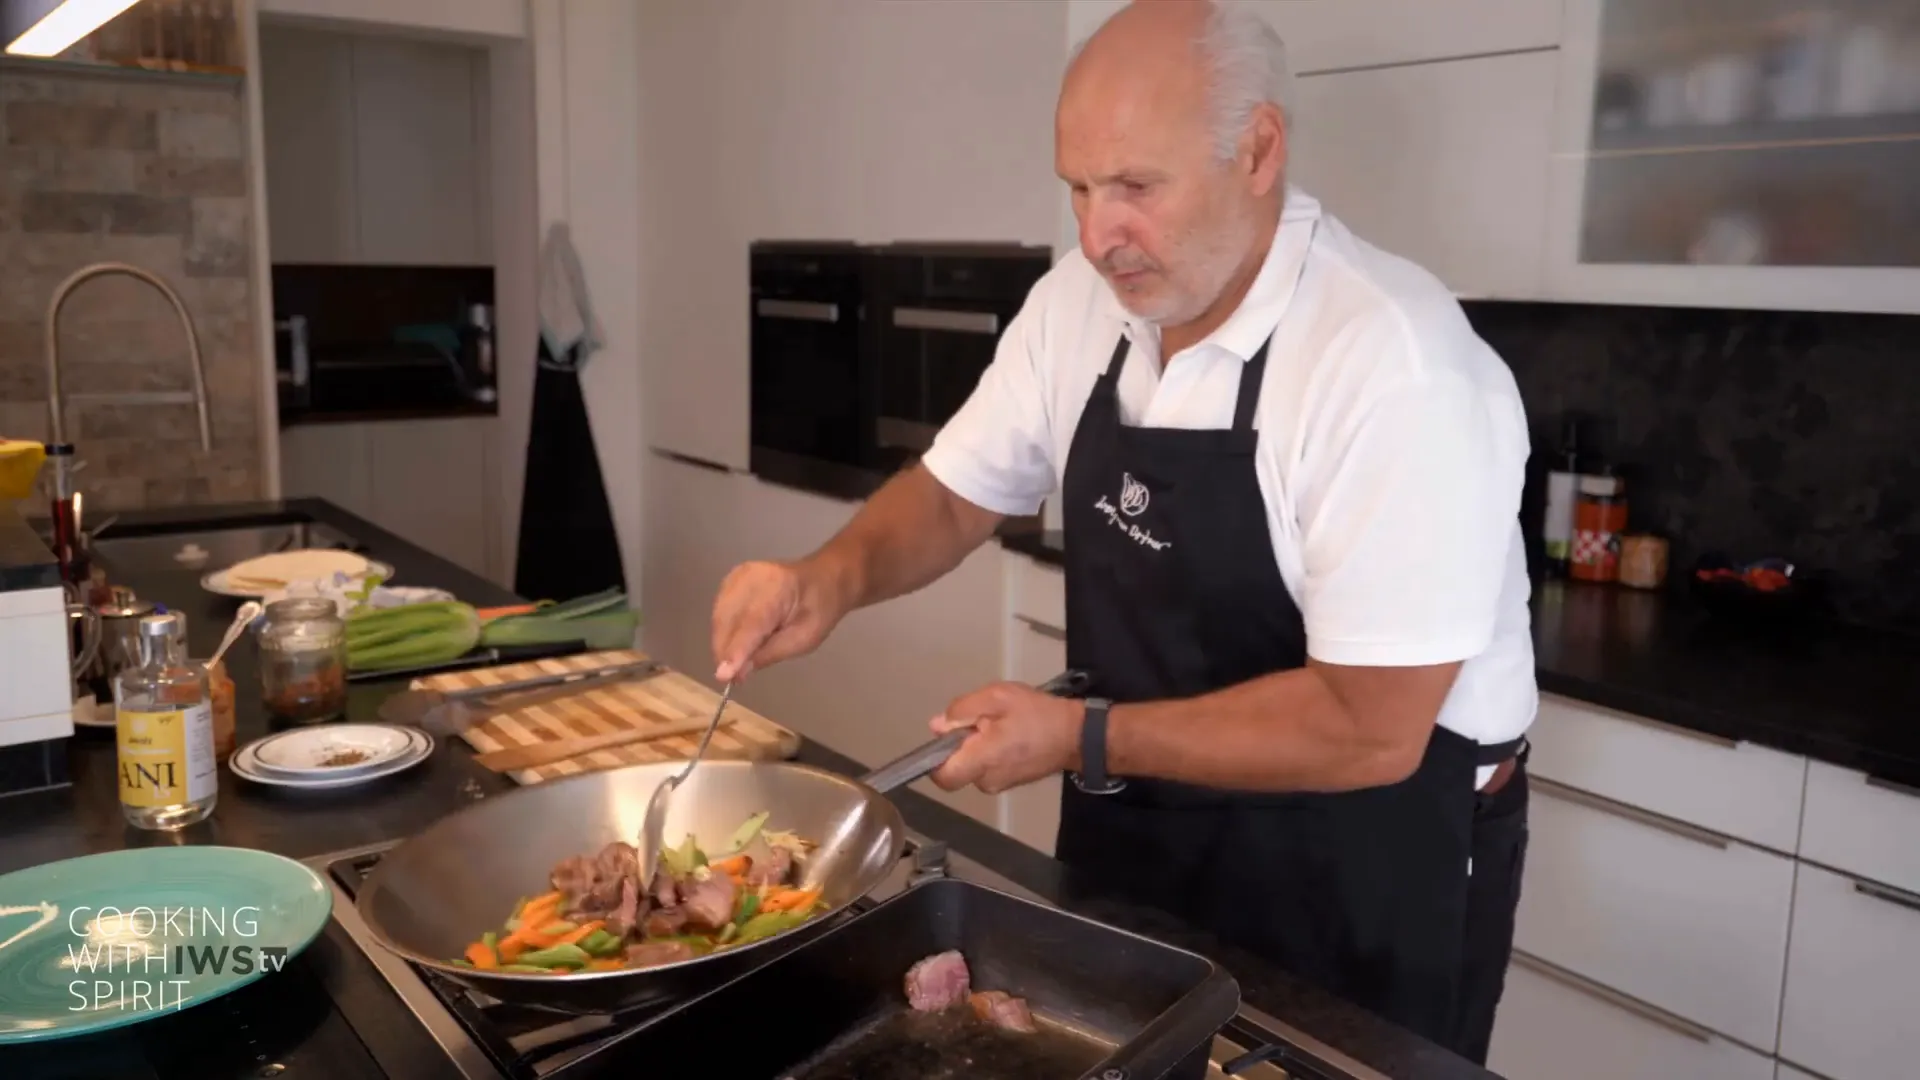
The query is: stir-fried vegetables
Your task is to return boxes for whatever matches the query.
[449,813,829,975]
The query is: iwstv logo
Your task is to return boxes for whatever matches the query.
[55,905,291,1013]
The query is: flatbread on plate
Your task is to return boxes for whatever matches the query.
[221,549,372,590]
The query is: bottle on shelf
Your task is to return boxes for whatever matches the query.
[114,612,218,831]
[1540,416,1584,578]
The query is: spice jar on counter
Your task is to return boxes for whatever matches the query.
[1619,534,1670,590]
[1570,473,1629,583]
[257,598,348,724]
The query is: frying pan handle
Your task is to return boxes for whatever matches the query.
[859,671,1092,794]
[860,729,970,794]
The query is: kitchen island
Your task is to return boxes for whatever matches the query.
[0,498,1495,1080]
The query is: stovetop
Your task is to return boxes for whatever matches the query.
[306,835,1387,1080]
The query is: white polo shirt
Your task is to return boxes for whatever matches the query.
[921,188,1538,773]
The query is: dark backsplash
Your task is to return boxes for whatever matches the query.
[1464,300,1920,635]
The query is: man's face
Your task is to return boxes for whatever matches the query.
[1057,75,1261,327]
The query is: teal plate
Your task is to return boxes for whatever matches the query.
[0,846,333,1044]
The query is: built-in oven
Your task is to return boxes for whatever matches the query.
[865,242,1052,474]
[747,241,875,498]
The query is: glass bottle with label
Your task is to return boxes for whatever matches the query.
[114,612,218,830]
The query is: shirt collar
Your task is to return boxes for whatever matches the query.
[1108,186,1322,363]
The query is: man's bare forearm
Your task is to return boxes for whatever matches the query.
[802,464,1005,615]
[1105,661,1456,793]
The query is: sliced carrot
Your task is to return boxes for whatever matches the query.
[465,941,499,970]
[477,604,539,621]
[762,886,820,913]
[553,920,606,947]
[585,958,626,971]
[709,854,751,877]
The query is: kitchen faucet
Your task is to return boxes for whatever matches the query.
[43,261,213,453]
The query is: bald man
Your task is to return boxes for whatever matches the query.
[710,0,1535,1061]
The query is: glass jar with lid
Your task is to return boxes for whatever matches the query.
[257,598,348,723]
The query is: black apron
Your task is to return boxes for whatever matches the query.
[1054,326,1524,1055]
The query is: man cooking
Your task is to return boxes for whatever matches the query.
[709,0,1536,1065]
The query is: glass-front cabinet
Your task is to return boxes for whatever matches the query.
[1546,0,1920,312]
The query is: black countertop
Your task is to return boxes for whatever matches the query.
[0,499,1491,1080]
[0,500,60,592]
[999,528,1920,790]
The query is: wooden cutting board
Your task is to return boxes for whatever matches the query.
[412,649,801,785]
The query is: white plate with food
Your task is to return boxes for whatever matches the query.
[230,728,433,789]
[202,549,395,598]
[243,724,422,777]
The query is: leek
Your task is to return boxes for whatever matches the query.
[346,601,481,671]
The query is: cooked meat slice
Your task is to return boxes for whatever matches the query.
[904,950,971,1011]
[650,867,678,909]
[970,990,1037,1033]
[588,842,639,908]
[745,844,794,886]
[679,873,737,932]
[625,940,697,968]
[642,906,687,938]
[548,855,597,899]
[605,875,642,938]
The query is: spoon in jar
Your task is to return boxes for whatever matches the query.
[207,601,262,669]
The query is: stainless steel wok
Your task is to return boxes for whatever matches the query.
[356,718,1039,1014]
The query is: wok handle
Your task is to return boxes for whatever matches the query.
[858,670,1092,794]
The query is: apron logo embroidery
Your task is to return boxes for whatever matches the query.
[1094,474,1171,552]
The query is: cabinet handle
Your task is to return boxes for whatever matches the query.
[1855,879,1920,915]
[755,299,839,323]
[1014,614,1066,642]
[892,307,1000,335]
[1511,949,1715,1044]
[1866,774,1920,801]
[1532,776,1732,851]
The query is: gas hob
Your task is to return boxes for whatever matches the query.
[306,834,1386,1080]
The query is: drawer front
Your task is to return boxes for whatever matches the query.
[1779,862,1920,1080]
[1008,553,1065,633]
[1488,954,1776,1080]
[1800,760,1920,896]
[1514,778,1795,1048]
[1002,616,1067,855]
[1527,694,1807,851]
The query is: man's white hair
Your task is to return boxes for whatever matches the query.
[1197,1,1294,160]
[1068,1,1296,162]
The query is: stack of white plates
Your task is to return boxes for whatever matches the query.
[230,724,433,789]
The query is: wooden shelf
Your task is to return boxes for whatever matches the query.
[0,54,242,86]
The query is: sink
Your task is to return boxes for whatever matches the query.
[89,519,363,574]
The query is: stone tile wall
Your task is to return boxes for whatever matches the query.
[0,63,263,510]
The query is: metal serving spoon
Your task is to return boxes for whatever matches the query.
[637,680,732,888]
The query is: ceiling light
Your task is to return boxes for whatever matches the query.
[4,0,143,59]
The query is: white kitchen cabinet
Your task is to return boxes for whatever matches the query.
[1779,862,1920,1080]
[1513,776,1795,1050]
[1800,760,1920,897]
[259,23,491,266]
[1065,0,1560,73]
[637,451,753,679]
[1258,0,1562,73]
[1290,50,1559,300]
[1543,0,1920,313]
[1487,952,1776,1080]
[1525,694,1807,853]
[278,418,501,582]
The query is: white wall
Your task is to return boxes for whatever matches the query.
[636,0,1069,472]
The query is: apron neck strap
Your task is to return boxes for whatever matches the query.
[1101,331,1275,434]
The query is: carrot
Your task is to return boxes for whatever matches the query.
[709,854,751,877]
[465,941,499,970]
[762,886,820,913]
[585,958,626,971]
[553,920,606,947]
[477,604,539,621]
[497,914,570,960]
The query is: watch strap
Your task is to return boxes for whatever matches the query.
[1074,697,1125,795]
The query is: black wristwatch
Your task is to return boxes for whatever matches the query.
[1072,697,1126,795]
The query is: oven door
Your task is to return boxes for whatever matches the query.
[749,296,868,470]
[875,305,1002,460]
